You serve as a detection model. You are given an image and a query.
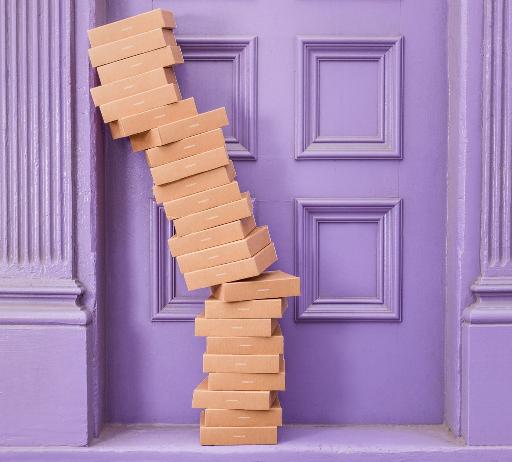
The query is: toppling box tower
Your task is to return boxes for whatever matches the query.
[88,9,300,446]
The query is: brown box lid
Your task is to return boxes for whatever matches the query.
[206,325,284,355]
[165,181,241,220]
[199,413,277,445]
[97,46,183,85]
[195,313,277,337]
[203,398,282,427]
[204,297,287,319]
[89,28,176,67]
[90,67,177,107]
[203,353,282,374]
[212,270,300,302]
[117,97,197,137]
[100,84,180,123]
[151,145,229,186]
[154,161,235,204]
[129,107,228,151]
[177,226,270,273]
[192,377,276,410]
[168,215,255,257]
[146,128,225,168]
[208,358,285,391]
[184,242,277,290]
[88,9,176,47]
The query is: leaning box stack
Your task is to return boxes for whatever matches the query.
[87,9,300,446]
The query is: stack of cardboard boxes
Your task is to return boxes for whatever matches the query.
[87,9,300,446]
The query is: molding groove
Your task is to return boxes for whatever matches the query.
[177,36,258,160]
[468,0,512,323]
[295,36,403,160]
[294,198,402,322]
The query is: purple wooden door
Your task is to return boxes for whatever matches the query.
[105,0,447,424]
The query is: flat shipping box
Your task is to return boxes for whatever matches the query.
[200,413,277,446]
[146,128,225,168]
[151,145,229,186]
[184,242,277,290]
[100,84,180,123]
[90,67,177,107]
[177,226,270,273]
[154,161,235,204]
[204,297,287,319]
[173,192,252,237]
[130,107,228,151]
[164,181,241,220]
[208,358,285,391]
[117,98,197,137]
[89,28,176,67]
[195,313,277,337]
[97,46,183,85]
[203,353,282,374]
[212,270,301,302]
[203,398,282,427]
[206,325,284,355]
[88,9,176,47]
[192,378,276,410]
[168,215,255,257]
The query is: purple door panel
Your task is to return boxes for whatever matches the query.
[105,0,447,424]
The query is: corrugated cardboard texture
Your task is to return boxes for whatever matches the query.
[206,325,284,355]
[88,9,176,46]
[168,215,255,257]
[165,181,241,220]
[89,28,177,67]
[200,413,277,446]
[154,161,235,204]
[192,378,276,410]
[184,242,277,290]
[203,353,282,373]
[98,45,183,85]
[195,314,277,337]
[212,270,301,302]
[177,225,269,273]
[151,145,229,186]
[204,297,287,319]
[146,128,225,168]
[118,97,197,136]
[203,398,282,427]
[90,67,176,107]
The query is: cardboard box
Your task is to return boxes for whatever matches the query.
[184,242,277,290]
[204,297,287,319]
[151,145,229,186]
[195,313,277,337]
[146,128,225,168]
[88,9,176,47]
[203,353,282,374]
[206,325,284,355]
[168,215,255,257]
[177,226,270,273]
[164,181,241,220]
[129,107,228,151]
[173,192,252,237]
[100,84,180,123]
[116,98,197,137]
[90,68,177,107]
[154,161,235,204]
[89,28,177,67]
[97,46,183,85]
[208,358,285,391]
[192,378,276,410]
[203,398,282,427]
[212,270,300,302]
[200,413,277,446]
